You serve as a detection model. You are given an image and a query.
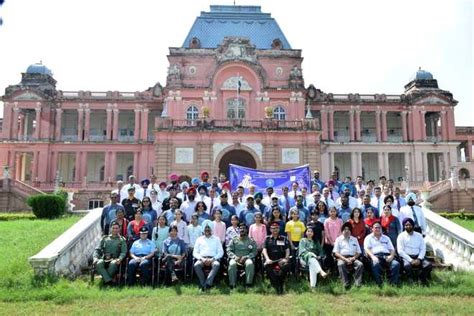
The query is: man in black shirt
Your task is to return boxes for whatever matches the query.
[262,221,290,294]
[121,187,141,222]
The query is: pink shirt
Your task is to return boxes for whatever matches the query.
[249,223,267,248]
[212,220,226,243]
[324,217,343,245]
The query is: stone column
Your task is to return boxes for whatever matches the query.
[81,152,88,187]
[134,108,141,142]
[75,152,82,182]
[356,152,362,177]
[384,152,390,179]
[375,110,381,142]
[440,111,448,141]
[18,112,25,140]
[467,140,473,162]
[351,152,358,179]
[104,151,111,184]
[355,110,361,141]
[50,151,58,183]
[349,110,355,141]
[420,110,426,141]
[401,111,408,142]
[12,107,20,141]
[378,152,384,177]
[84,108,91,141]
[320,109,328,140]
[34,108,42,140]
[106,108,113,141]
[32,151,39,182]
[421,152,428,181]
[133,151,139,178]
[141,108,149,141]
[112,109,119,141]
[2,103,12,139]
[443,152,449,180]
[381,111,387,142]
[329,152,334,174]
[55,109,63,141]
[328,110,334,141]
[77,108,84,141]
[110,152,117,182]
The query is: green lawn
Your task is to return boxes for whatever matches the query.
[0,216,473,315]
[450,218,474,232]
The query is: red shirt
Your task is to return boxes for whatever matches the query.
[348,219,366,246]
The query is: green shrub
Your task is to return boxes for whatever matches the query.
[0,213,36,221]
[55,189,68,202]
[27,194,66,219]
[439,212,474,220]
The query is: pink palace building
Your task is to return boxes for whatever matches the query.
[0,5,473,209]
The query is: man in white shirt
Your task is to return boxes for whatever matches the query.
[111,180,124,206]
[333,222,364,289]
[364,222,400,287]
[320,188,336,209]
[193,224,224,291]
[399,193,426,235]
[121,175,141,197]
[180,187,198,221]
[397,218,432,285]
[230,191,245,218]
[157,181,170,202]
[262,186,277,208]
[335,187,358,209]
[195,185,212,212]
[370,187,384,212]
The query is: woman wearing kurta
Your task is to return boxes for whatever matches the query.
[298,226,328,288]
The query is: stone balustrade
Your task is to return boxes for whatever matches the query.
[29,208,102,277]
[421,192,474,271]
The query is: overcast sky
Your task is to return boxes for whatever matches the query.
[0,0,472,125]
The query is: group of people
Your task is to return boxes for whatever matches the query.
[94,170,432,293]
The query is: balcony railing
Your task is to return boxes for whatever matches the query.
[89,135,106,141]
[426,136,441,143]
[334,129,350,143]
[155,118,320,131]
[61,135,78,142]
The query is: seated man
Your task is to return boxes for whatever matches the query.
[93,221,127,285]
[162,225,187,283]
[262,221,290,295]
[397,218,432,285]
[333,222,364,289]
[127,227,157,286]
[364,222,400,287]
[227,223,257,288]
[193,224,224,291]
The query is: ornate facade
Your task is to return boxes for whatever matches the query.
[0,5,472,208]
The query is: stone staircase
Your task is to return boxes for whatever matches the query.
[0,178,46,212]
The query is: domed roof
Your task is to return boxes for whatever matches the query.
[413,67,433,80]
[26,62,53,76]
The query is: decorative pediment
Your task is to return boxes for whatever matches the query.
[222,76,252,91]
[413,95,450,105]
[12,91,43,101]
[217,37,257,64]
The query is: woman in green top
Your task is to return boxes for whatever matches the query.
[152,215,169,257]
[298,226,328,288]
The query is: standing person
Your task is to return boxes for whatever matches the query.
[170,209,189,245]
[397,218,432,285]
[315,201,329,224]
[285,209,305,273]
[127,210,146,242]
[225,215,240,247]
[227,223,257,288]
[311,170,325,192]
[333,222,364,289]
[157,181,170,203]
[111,180,125,205]
[364,222,400,287]
[289,194,310,223]
[115,209,128,237]
[239,196,258,227]
[278,186,295,215]
[186,213,203,277]
[193,224,224,291]
[217,192,236,228]
[149,190,163,217]
[306,211,325,247]
[162,198,183,224]
[141,196,157,234]
[162,187,182,212]
[194,201,211,225]
[320,188,336,209]
[298,226,328,289]
[364,208,380,229]
[152,215,169,257]
[180,187,198,220]
[248,212,267,272]
[323,207,343,271]
[348,208,366,250]
[268,206,286,236]
[380,205,401,248]
[211,209,226,244]
[399,193,426,235]
[262,222,290,295]
[100,192,125,235]
[121,187,141,222]
[230,191,245,218]
[127,227,156,286]
[93,221,127,285]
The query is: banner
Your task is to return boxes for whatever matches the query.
[229,164,311,195]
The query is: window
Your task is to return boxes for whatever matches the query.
[273,106,286,120]
[227,98,245,119]
[88,199,104,209]
[186,105,199,120]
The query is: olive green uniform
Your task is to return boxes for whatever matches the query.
[93,234,127,283]
[227,236,257,286]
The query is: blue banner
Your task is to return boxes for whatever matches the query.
[229,164,311,195]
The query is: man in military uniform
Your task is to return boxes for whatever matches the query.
[227,223,257,288]
[93,221,127,285]
[262,221,290,294]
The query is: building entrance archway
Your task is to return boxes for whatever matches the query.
[218,149,257,178]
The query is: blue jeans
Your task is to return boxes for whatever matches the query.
[371,254,400,286]
[127,258,152,285]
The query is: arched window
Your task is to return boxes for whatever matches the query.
[227,98,245,119]
[273,106,286,120]
[186,105,199,120]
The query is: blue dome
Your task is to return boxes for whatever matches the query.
[26,63,53,76]
[413,68,433,80]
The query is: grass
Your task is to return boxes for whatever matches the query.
[0,216,473,315]
[450,218,474,232]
